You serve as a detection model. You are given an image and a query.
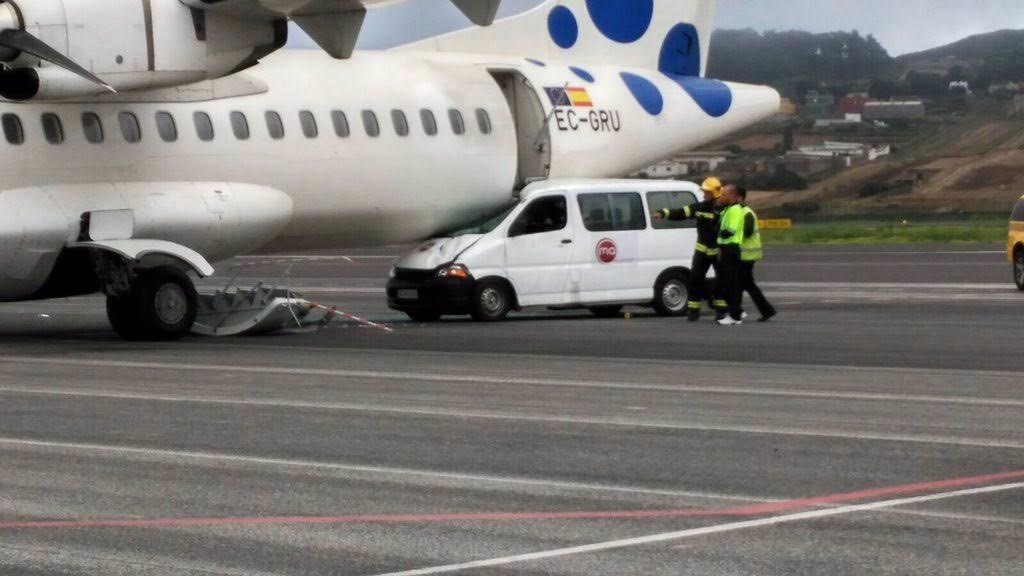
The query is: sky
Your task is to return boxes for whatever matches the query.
[288,0,1024,56]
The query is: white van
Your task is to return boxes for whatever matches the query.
[386,179,701,322]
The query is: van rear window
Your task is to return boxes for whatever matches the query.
[1013,199,1024,222]
[648,190,699,230]
[578,193,647,232]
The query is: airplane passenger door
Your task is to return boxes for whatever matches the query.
[504,195,572,306]
[490,70,552,190]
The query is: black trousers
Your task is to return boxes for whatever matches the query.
[688,251,723,309]
[717,246,744,321]
[740,261,776,318]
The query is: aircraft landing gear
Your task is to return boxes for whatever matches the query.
[105,266,198,341]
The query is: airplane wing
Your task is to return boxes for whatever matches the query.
[183,0,501,58]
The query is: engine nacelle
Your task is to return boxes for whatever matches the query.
[0,0,286,100]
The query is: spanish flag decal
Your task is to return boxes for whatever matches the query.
[545,86,595,108]
[566,87,594,107]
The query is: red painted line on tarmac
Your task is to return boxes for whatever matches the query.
[2,469,1023,531]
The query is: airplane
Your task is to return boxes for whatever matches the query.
[0,0,780,340]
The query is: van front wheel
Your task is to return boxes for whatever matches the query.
[653,272,689,317]
[470,279,513,322]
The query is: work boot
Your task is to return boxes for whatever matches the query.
[758,310,776,323]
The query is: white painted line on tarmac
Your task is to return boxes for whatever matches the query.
[370,481,1024,576]
[763,281,1011,290]
[1,357,1021,408]
[0,437,770,504]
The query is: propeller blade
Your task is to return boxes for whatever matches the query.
[0,28,115,93]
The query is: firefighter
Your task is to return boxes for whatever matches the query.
[652,177,727,321]
[737,187,777,322]
[715,184,746,326]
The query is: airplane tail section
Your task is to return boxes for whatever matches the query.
[405,0,717,77]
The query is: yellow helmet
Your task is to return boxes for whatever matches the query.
[701,177,724,199]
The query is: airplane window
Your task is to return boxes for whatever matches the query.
[508,195,567,237]
[230,111,250,140]
[155,111,177,142]
[82,112,104,144]
[119,112,142,143]
[475,109,492,135]
[1,113,23,145]
[420,109,437,136]
[331,110,350,138]
[300,110,318,139]
[265,111,285,140]
[193,111,215,142]
[448,109,465,135]
[41,113,64,145]
[362,110,380,138]
[391,110,409,137]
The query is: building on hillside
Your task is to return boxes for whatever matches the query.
[948,81,972,95]
[814,114,862,128]
[803,90,835,119]
[989,82,1021,97]
[632,152,735,179]
[1012,94,1024,115]
[863,100,925,120]
[788,141,891,168]
[838,94,869,116]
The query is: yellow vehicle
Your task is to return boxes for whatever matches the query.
[1010,195,1024,290]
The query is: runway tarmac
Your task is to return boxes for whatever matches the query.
[0,243,1021,575]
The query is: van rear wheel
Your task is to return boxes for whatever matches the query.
[653,272,689,317]
[470,279,513,322]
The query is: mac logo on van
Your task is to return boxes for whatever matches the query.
[596,238,618,263]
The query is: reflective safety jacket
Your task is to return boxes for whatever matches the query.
[660,200,720,255]
[741,205,763,262]
[717,204,745,247]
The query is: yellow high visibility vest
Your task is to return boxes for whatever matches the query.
[741,206,763,262]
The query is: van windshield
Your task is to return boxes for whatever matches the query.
[448,203,517,237]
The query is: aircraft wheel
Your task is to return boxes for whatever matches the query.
[470,279,513,322]
[1015,248,1024,291]
[653,271,689,317]
[107,266,198,341]
[106,294,143,340]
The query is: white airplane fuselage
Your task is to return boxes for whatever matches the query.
[0,49,780,301]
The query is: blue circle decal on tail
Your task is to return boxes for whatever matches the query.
[621,72,663,116]
[659,23,702,77]
[586,0,654,44]
[664,74,733,117]
[570,66,595,83]
[548,6,579,49]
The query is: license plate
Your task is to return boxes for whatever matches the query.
[398,289,418,300]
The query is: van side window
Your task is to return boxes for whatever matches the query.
[194,111,215,141]
[579,193,647,232]
[119,112,142,143]
[156,111,177,142]
[231,111,250,140]
[82,112,104,144]
[1013,200,1024,222]
[647,190,699,230]
[508,196,567,237]
[41,113,64,144]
